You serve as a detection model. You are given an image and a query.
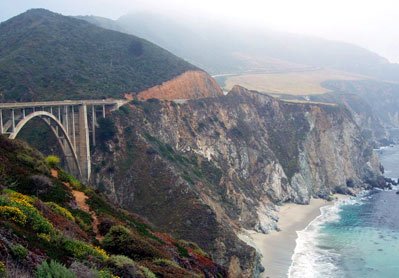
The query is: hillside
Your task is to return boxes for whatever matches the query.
[0,135,226,277]
[82,13,399,82]
[0,9,199,102]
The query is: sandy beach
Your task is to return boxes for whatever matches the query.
[240,196,347,278]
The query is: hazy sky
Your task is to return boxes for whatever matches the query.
[1,0,398,62]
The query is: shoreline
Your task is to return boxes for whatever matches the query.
[241,195,347,278]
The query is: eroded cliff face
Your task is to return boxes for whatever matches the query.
[319,80,399,144]
[129,70,223,100]
[92,86,382,277]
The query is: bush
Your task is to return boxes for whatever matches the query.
[10,244,28,260]
[69,261,97,278]
[108,255,135,268]
[46,202,75,221]
[107,255,137,278]
[0,206,27,225]
[102,225,164,260]
[139,266,156,278]
[97,270,116,278]
[45,155,61,168]
[98,219,116,236]
[30,175,54,196]
[36,260,75,278]
[153,258,181,269]
[58,171,82,190]
[0,191,54,235]
[70,209,92,232]
[0,261,5,278]
[62,238,108,262]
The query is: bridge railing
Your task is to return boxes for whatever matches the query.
[0,99,128,182]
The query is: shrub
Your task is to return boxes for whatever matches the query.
[70,209,92,232]
[62,238,108,262]
[153,258,181,269]
[139,266,156,278]
[36,260,75,278]
[30,175,54,196]
[45,202,75,221]
[98,219,116,236]
[58,171,82,190]
[45,155,61,168]
[108,255,135,268]
[107,255,137,278]
[69,261,97,278]
[0,190,54,235]
[97,270,117,278]
[177,240,208,257]
[10,244,28,260]
[37,233,51,242]
[102,225,164,260]
[0,206,27,225]
[0,261,5,278]
[174,242,189,258]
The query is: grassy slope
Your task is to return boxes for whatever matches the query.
[0,9,197,102]
[0,135,226,277]
[223,69,366,95]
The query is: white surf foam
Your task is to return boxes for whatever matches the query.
[288,198,360,278]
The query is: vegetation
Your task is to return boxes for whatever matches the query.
[97,118,117,146]
[45,155,61,168]
[10,244,28,260]
[102,225,165,260]
[62,238,108,261]
[36,260,75,278]
[0,135,226,277]
[0,9,197,102]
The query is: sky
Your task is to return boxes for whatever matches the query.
[1,0,398,63]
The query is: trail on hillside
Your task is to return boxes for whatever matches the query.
[51,169,102,241]
[71,189,102,241]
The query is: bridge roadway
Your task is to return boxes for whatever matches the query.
[0,98,128,182]
[0,99,127,109]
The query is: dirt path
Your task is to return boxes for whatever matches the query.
[51,169,103,241]
[71,189,102,241]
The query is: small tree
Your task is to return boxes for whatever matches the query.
[45,155,60,168]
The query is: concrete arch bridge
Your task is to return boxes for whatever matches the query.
[0,99,127,182]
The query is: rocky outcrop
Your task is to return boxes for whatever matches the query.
[132,70,223,100]
[319,80,399,144]
[92,86,383,276]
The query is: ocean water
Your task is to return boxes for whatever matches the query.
[289,145,399,278]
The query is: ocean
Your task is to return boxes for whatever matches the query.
[289,145,399,278]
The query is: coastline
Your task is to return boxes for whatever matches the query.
[240,195,347,278]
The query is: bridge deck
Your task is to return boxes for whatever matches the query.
[0,99,127,109]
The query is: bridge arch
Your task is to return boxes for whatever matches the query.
[9,111,82,178]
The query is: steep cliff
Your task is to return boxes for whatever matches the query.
[92,86,383,276]
[323,80,399,129]
[133,70,223,100]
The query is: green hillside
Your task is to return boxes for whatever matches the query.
[0,135,226,277]
[0,9,197,102]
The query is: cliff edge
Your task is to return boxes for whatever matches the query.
[92,86,384,276]
[134,70,223,100]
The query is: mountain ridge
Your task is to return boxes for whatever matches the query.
[0,9,201,102]
[81,12,399,82]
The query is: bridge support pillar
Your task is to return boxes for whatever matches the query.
[78,104,91,182]
[0,109,3,134]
